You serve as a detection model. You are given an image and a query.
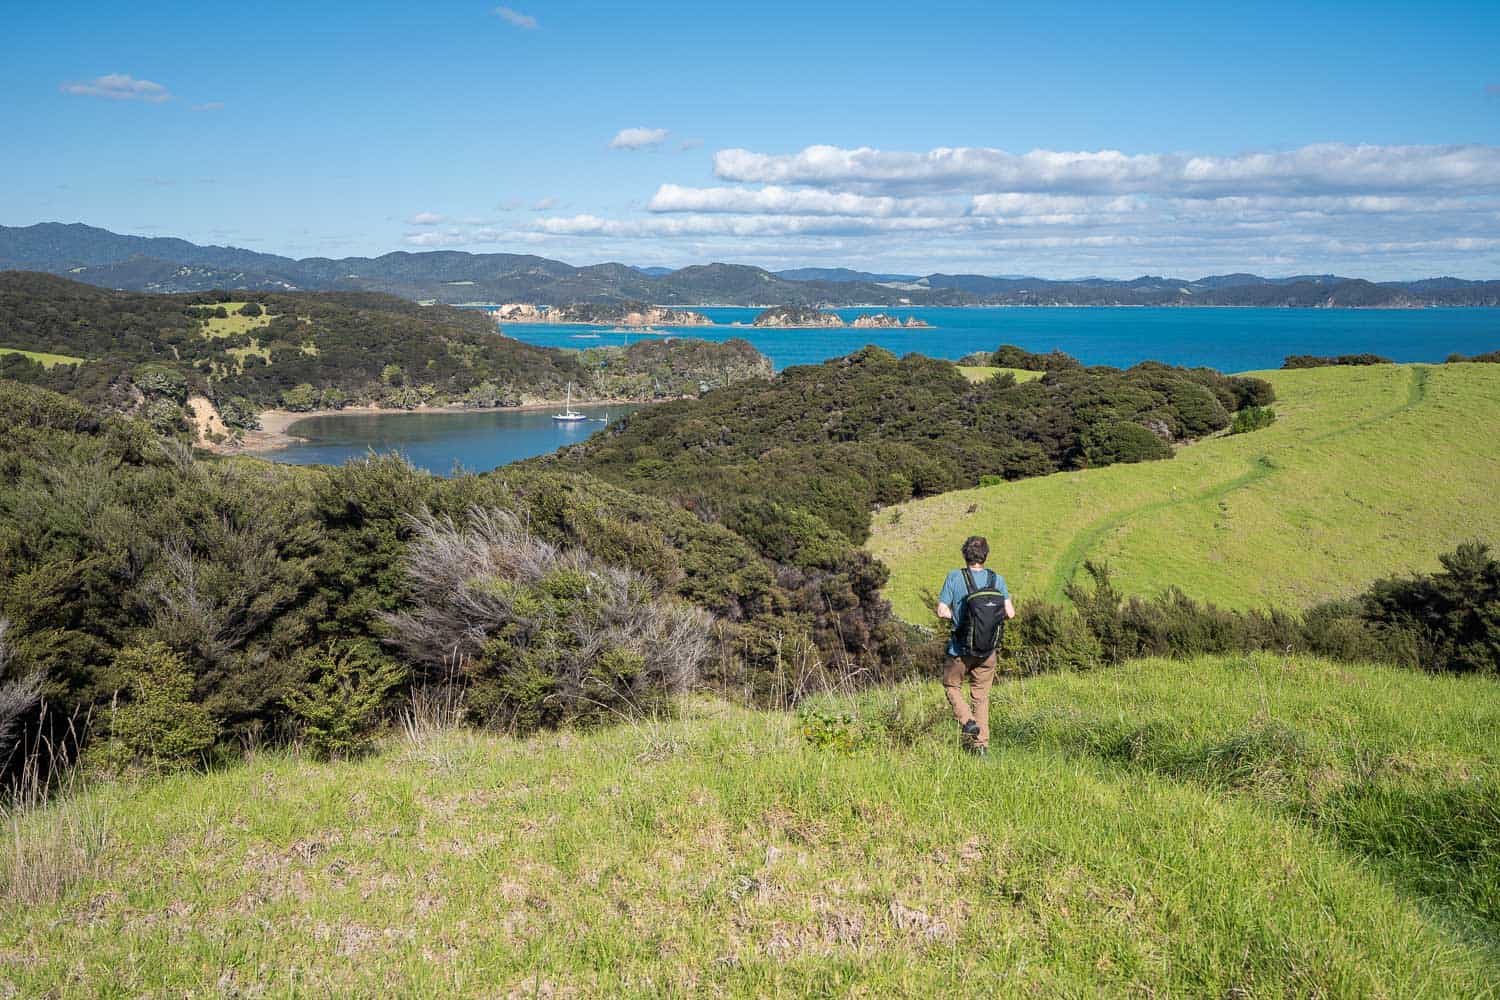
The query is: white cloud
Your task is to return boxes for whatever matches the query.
[610,127,670,150]
[679,138,704,151]
[531,197,557,211]
[713,143,1500,197]
[191,102,224,112]
[393,140,1500,278]
[648,184,957,217]
[970,193,1145,217]
[406,211,449,225]
[493,6,537,29]
[404,230,476,247]
[60,73,172,103]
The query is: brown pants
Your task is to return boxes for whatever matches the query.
[943,653,996,747]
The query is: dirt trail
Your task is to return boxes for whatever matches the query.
[186,395,229,443]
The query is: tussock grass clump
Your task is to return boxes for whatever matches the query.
[383,507,712,731]
[1,794,112,908]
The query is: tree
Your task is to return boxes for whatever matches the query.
[281,383,319,411]
[283,642,405,759]
[98,643,219,773]
[239,302,263,318]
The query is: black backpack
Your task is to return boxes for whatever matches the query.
[956,569,1007,656]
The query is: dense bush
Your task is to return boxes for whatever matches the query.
[382,508,712,730]
[96,643,219,773]
[1445,350,1500,364]
[998,545,1497,677]
[1283,353,1393,369]
[988,344,1083,371]
[283,641,406,759]
[1230,405,1277,434]
[1359,541,1500,675]
[1082,421,1173,466]
[0,619,43,764]
[0,379,914,762]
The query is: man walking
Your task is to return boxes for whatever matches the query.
[936,535,1015,756]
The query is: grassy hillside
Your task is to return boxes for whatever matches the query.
[955,365,1044,384]
[870,363,1500,618]
[4,655,1496,995]
[0,347,83,368]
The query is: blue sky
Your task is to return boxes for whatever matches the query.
[4,1,1499,277]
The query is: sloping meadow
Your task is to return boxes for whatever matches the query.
[3,655,1496,995]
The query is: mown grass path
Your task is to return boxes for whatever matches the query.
[870,364,1499,619]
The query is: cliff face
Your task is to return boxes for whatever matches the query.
[492,302,547,322]
[548,302,712,326]
[752,305,845,327]
[849,313,932,329]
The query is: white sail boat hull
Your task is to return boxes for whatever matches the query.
[552,382,589,422]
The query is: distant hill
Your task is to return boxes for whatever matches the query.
[4,222,1499,307]
[773,267,920,284]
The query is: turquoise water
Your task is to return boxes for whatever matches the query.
[501,306,1500,372]
[258,404,633,476]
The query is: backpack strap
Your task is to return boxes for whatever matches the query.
[988,569,998,591]
[960,568,977,595]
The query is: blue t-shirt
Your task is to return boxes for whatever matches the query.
[940,567,1008,656]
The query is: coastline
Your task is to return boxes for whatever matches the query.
[225,397,649,454]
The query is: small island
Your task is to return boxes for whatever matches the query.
[751,305,846,327]
[850,313,931,329]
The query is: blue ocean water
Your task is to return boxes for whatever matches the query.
[257,404,633,475]
[501,306,1500,373]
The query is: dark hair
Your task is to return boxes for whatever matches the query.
[961,536,989,566]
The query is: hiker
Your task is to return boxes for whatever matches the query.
[935,535,1014,756]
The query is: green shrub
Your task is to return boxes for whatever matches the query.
[280,383,319,411]
[1359,540,1500,674]
[1283,353,1393,369]
[979,474,1004,487]
[99,643,219,774]
[283,641,405,759]
[238,302,263,317]
[1230,405,1277,434]
[133,365,189,403]
[988,345,1082,371]
[1082,422,1172,467]
[797,706,872,751]
[141,398,185,435]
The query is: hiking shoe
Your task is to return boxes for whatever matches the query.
[971,745,989,758]
[960,720,980,739]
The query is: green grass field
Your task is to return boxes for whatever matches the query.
[3,655,1496,995]
[198,303,276,339]
[0,347,84,368]
[871,363,1500,618]
[955,365,1044,384]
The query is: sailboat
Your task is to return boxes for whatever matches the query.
[551,382,588,423]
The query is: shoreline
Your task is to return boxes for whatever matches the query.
[227,397,650,454]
